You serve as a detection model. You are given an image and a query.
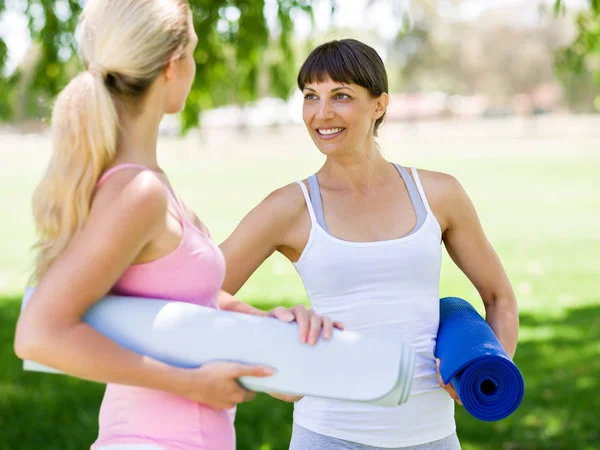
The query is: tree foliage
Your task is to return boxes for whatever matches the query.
[554,0,600,108]
[0,0,314,129]
[383,1,565,105]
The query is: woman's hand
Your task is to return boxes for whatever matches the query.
[268,304,344,345]
[269,392,304,403]
[436,358,462,406]
[180,362,275,410]
[218,292,344,345]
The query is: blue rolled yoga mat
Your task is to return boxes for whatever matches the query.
[20,288,415,406]
[435,296,524,421]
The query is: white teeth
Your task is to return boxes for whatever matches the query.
[318,128,344,135]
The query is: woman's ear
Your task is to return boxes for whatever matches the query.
[375,93,389,120]
[163,57,177,82]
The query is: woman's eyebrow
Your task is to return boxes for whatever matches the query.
[331,86,354,93]
[303,86,355,93]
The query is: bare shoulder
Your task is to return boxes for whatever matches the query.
[92,169,168,224]
[256,181,308,225]
[221,180,309,263]
[226,180,309,253]
[413,168,468,231]
[260,181,311,258]
[414,168,462,196]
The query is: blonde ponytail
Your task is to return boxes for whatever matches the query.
[31,0,190,283]
[31,71,118,283]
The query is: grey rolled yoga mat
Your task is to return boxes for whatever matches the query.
[20,289,416,406]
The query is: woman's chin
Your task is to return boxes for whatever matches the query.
[315,142,348,156]
[311,137,343,154]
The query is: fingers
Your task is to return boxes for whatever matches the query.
[436,358,445,384]
[271,305,344,344]
[241,389,256,403]
[447,387,462,406]
[436,359,450,389]
[269,306,295,322]
[296,307,338,345]
[229,371,259,407]
[307,311,322,345]
[223,385,255,409]
[232,364,276,378]
[292,305,310,343]
[269,393,304,402]
[436,359,462,406]
[322,316,333,340]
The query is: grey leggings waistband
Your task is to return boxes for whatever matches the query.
[289,423,461,450]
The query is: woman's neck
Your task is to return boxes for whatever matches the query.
[320,140,392,192]
[113,101,163,170]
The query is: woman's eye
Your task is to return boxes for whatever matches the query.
[304,93,317,100]
[334,93,350,100]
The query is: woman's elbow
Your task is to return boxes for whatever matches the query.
[14,318,53,362]
[14,323,38,361]
[480,285,517,310]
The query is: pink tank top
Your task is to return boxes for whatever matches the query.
[90,164,235,450]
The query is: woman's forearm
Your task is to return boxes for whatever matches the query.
[15,321,189,395]
[217,290,268,316]
[484,296,519,359]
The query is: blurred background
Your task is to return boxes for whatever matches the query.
[0,0,599,449]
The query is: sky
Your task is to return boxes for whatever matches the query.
[0,0,588,75]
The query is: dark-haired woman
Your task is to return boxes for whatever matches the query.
[220,39,518,450]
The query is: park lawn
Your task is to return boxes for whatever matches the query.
[0,122,598,449]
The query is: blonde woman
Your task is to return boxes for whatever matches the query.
[14,1,337,449]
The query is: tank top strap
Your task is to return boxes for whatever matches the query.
[410,167,433,213]
[394,164,427,232]
[307,174,329,232]
[295,180,317,226]
[96,163,153,188]
[97,163,188,221]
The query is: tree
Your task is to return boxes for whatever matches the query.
[382,0,569,107]
[0,0,315,130]
[554,0,600,110]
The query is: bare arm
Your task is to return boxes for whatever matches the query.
[437,173,518,358]
[185,192,284,316]
[15,171,276,409]
[15,171,194,390]
[219,183,340,403]
[219,184,305,296]
[217,289,269,316]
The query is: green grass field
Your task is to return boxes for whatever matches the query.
[1,118,599,449]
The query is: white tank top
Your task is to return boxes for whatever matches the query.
[292,167,456,448]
